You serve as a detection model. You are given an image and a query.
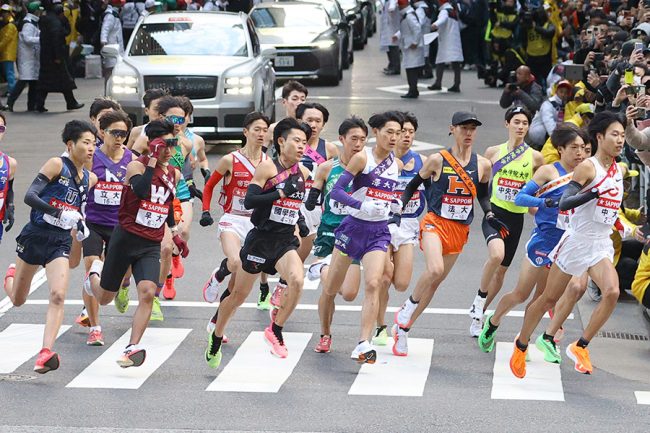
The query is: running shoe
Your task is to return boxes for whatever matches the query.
[202,267,222,303]
[314,335,332,353]
[162,276,176,300]
[307,261,326,281]
[86,329,105,346]
[372,326,388,346]
[4,263,15,291]
[33,348,60,374]
[478,313,496,353]
[171,254,185,278]
[115,285,130,314]
[117,346,146,368]
[257,291,271,311]
[75,307,91,328]
[205,332,223,369]
[391,324,408,357]
[509,338,527,379]
[351,340,377,364]
[150,297,164,321]
[469,294,486,320]
[566,342,593,374]
[469,317,483,338]
[394,300,417,329]
[205,318,229,343]
[264,326,288,358]
[270,282,286,308]
[535,334,561,364]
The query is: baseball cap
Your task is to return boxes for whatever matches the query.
[575,103,595,117]
[451,111,482,127]
[556,80,573,91]
[633,22,650,37]
[27,1,43,12]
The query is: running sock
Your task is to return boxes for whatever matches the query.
[90,326,101,332]
[515,338,528,352]
[219,289,231,303]
[408,295,419,304]
[155,282,163,297]
[375,325,387,336]
[576,337,590,348]
[272,322,284,343]
[215,258,230,283]
[209,335,223,356]
[477,289,487,298]
[543,332,555,345]
[259,282,270,301]
[484,317,499,338]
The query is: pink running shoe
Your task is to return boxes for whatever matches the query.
[264,326,288,358]
[86,329,105,346]
[34,348,60,374]
[314,335,332,353]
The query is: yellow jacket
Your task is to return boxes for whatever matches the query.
[64,6,80,46]
[0,19,18,62]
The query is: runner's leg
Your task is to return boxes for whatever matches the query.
[3,258,39,306]
[359,250,389,342]
[582,259,620,341]
[319,250,353,336]
[274,249,305,326]
[42,257,71,349]
[546,274,588,336]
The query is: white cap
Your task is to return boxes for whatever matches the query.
[0,4,12,11]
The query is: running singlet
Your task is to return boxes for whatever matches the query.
[301,138,327,198]
[220,150,268,217]
[567,156,623,238]
[0,152,10,220]
[322,158,351,227]
[425,150,479,225]
[86,147,133,227]
[31,157,90,231]
[534,162,570,232]
[397,150,424,218]
[119,156,177,242]
[490,142,534,214]
[169,143,190,200]
[348,148,399,222]
[250,159,305,235]
[181,128,197,181]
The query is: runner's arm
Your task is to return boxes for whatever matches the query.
[24,158,64,217]
[330,151,366,209]
[559,161,597,211]
[128,160,153,199]
[304,162,330,211]
[244,161,282,209]
[514,165,554,207]
[201,155,230,212]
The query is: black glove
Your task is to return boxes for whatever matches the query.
[188,182,203,200]
[3,204,14,232]
[199,210,214,227]
[544,198,559,208]
[281,181,298,198]
[201,168,211,184]
[486,212,510,238]
[297,215,310,237]
[388,213,402,228]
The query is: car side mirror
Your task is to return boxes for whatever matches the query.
[261,47,277,58]
[101,44,120,59]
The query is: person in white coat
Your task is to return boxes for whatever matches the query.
[428,0,463,92]
[100,1,124,80]
[6,1,42,112]
[414,0,433,78]
[379,0,401,75]
[394,0,424,98]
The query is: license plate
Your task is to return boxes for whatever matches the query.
[275,56,295,68]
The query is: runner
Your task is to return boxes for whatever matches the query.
[0,113,16,243]
[204,118,311,368]
[126,88,169,149]
[80,110,134,346]
[88,97,122,147]
[178,96,210,199]
[509,111,627,378]
[319,111,404,363]
[393,112,494,356]
[3,120,97,373]
[84,119,189,368]
[478,123,590,360]
[263,80,308,152]
[304,116,367,353]
[468,106,544,336]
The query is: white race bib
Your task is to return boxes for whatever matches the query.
[93,181,123,206]
[42,198,79,229]
[495,177,524,203]
[440,195,472,221]
[593,197,620,226]
[136,200,169,228]
[269,197,302,225]
[556,209,570,230]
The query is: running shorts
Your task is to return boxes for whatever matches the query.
[301,204,322,237]
[314,222,360,264]
[420,211,470,255]
[218,213,254,244]
[551,231,614,277]
[334,216,390,261]
[240,228,300,275]
[173,198,183,224]
[82,222,115,258]
[16,223,71,266]
[100,225,161,292]
[481,204,525,267]
[390,217,419,250]
[525,227,563,268]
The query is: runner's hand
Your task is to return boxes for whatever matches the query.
[281,181,298,198]
[543,198,559,208]
[172,234,190,258]
[76,219,89,242]
[486,212,510,238]
[388,213,402,228]
[361,199,387,217]
[201,168,211,184]
[148,138,166,159]
[59,210,82,227]
[3,203,14,232]
[188,181,203,200]
[297,216,310,237]
[390,198,403,214]
[199,211,214,227]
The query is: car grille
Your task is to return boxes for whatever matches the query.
[143,76,218,100]
[273,48,320,72]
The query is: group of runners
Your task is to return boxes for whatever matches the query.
[0,79,636,380]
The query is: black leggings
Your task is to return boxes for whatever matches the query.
[481,204,525,267]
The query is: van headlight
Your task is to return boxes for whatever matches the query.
[224,77,253,95]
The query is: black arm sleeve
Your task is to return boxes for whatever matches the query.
[244,183,281,209]
[559,180,598,211]
[24,173,60,217]
[304,187,322,211]
[166,202,176,228]
[477,181,492,214]
[6,179,14,207]
[130,166,154,199]
[401,173,425,210]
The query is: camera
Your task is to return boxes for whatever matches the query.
[635,107,647,119]
[594,52,604,62]
[507,83,519,91]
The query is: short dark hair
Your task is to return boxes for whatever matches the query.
[176,96,194,116]
[99,110,132,131]
[62,120,97,144]
[368,111,404,129]
[296,102,330,124]
[281,80,308,99]
[587,111,626,148]
[243,111,271,129]
[89,97,122,119]
[551,122,589,150]
[339,116,368,136]
[273,118,311,156]
[505,106,532,123]
[143,88,170,109]
[145,119,175,141]
[401,112,418,131]
[156,96,185,117]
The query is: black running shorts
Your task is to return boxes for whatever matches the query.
[481,204,525,267]
[16,223,72,266]
[82,222,115,258]
[240,228,300,275]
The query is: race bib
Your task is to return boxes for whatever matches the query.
[495,177,524,202]
[440,195,473,221]
[556,209,570,230]
[269,197,302,225]
[136,201,169,229]
[329,195,351,215]
[93,181,123,206]
[404,191,421,215]
[43,198,79,229]
[593,197,620,226]
[230,187,250,216]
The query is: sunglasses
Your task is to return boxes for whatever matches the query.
[104,128,128,139]
[0,125,5,133]
[164,138,178,147]
[166,115,185,125]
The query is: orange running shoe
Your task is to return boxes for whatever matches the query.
[4,263,15,291]
[162,276,176,300]
[75,308,91,328]
[566,342,593,374]
[171,255,184,278]
[509,339,527,379]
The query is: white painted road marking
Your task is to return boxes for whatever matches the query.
[491,342,564,401]
[348,338,434,397]
[206,331,311,393]
[635,391,650,404]
[66,327,191,389]
[377,83,447,96]
[0,268,47,318]
[0,323,70,374]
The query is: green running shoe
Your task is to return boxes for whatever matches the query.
[478,313,496,353]
[372,326,388,346]
[535,334,561,364]
[257,291,271,311]
[205,332,223,369]
[115,285,130,314]
[150,297,164,321]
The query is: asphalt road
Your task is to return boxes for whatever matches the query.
[0,31,649,433]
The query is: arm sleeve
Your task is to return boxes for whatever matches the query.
[304,187,321,211]
[559,180,598,211]
[515,180,544,207]
[6,179,14,207]
[129,166,154,199]
[244,183,281,209]
[201,170,224,212]
[477,181,492,214]
[24,173,60,217]
[330,170,362,210]
[400,173,425,209]
[166,202,176,228]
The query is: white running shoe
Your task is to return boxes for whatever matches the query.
[202,268,222,303]
[391,324,408,356]
[469,294,486,320]
[350,340,377,364]
[469,317,483,338]
[394,299,417,328]
[307,262,326,281]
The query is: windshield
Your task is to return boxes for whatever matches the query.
[129,21,248,56]
[250,6,330,28]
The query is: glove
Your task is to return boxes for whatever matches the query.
[360,199,387,218]
[199,210,214,227]
[59,209,82,228]
[390,198,403,214]
[486,212,510,238]
[188,181,203,200]
[172,234,189,258]
[3,203,14,232]
[543,198,558,208]
[148,137,167,159]
[297,215,310,237]
[76,219,89,242]
[281,181,298,198]
[201,168,211,184]
[388,213,402,228]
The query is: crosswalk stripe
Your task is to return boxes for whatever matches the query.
[66,327,191,389]
[491,342,564,401]
[635,391,650,404]
[206,331,312,393]
[348,338,434,396]
[267,277,320,290]
[0,323,70,374]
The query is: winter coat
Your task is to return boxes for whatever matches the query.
[379,0,400,49]
[399,6,424,69]
[0,19,18,62]
[100,6,124,68]
[17,14,40,81]
[38,11,76,92]
[414,2,431,58]
[433,3,463,64]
